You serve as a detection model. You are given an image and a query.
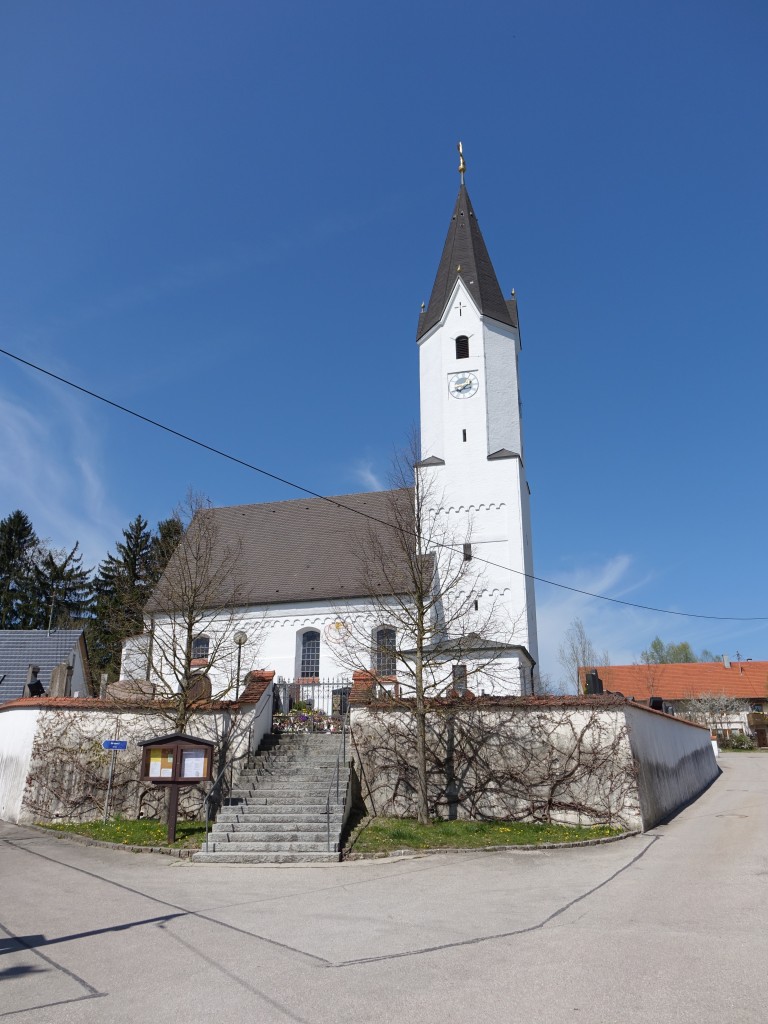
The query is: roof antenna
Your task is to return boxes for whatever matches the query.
[457,141,466,185]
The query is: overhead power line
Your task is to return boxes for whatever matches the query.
[2,345,765,622]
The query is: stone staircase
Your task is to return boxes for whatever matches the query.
[193,732,351,864]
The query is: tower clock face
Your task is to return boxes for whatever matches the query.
[448,371,479,399]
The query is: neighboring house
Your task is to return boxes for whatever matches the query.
[121,168,540,699]
[0,630,91,704]
[578,660,768,744]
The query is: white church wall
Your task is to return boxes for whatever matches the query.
[418,280,489,465]
[425,464,535,662]
[123,596,405,695]
[516,459,539,668]
[483,319,522,457]
[417,272,538,678]
[121,633,150,681]
[418,321,447,461]
[123,589,532,700]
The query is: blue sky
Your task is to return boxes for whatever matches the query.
[1,1,766,686]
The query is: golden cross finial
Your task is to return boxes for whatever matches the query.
[457,141,466,184]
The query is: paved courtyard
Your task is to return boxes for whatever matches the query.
[1,753,766,1023]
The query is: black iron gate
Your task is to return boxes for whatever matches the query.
[273,677,351,733]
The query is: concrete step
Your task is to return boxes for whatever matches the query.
[234,780,343,791]
[264,739,341,748]
[213,820,336,834]
[193,851,340,864]
[227,797,344,809]
[201,840,336,853]
[218,809,344,820]
[231,789,341,801]
[220,802,345,813]
[210,830,330,843]
[196,729,348,865]
[215,813,343,825]
[241,765,348,770]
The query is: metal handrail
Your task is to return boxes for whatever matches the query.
[203,693,273,852]
[204,759,232,853]
[325,703,352,852]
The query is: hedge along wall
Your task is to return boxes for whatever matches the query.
[349,697,719,832]
[0,679,274,826]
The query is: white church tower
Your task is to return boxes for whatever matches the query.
[416,151,539,693]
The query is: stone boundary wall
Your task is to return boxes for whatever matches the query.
[350,696,718,832]
[0,678,274,825]
[624,702,719,828]
[0,708,39,822]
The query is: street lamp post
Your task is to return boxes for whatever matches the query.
[234,631,248,698]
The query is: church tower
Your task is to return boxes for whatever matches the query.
[416,152,539,692]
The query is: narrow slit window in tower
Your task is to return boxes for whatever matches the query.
[455,335,469,359]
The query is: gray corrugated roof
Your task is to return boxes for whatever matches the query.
[0,630,85,704]
[145,489,416,613]
[417,184,516,340]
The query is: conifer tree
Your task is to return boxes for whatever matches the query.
[90,514,183,681]
[31,543,94,631]
[0,510,40,628]
[90,516,156,679]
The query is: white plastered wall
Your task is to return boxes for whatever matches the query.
[122,596,407,692]
[0,708,39,822]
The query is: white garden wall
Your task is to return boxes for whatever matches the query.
[349,696,721,832]
[625,703,719,829]
[0,708,39,822]
[0,680,274,825]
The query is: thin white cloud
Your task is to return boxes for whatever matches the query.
[534,552,768,690]
[535,554,655,690]
[0,378,122,568]
[354,460,385,491]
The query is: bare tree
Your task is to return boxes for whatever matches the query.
[678,692,750,735]
[329,441,526,826]
[352,700,638,828]
[559,618,610,694]
[121,493,263,732]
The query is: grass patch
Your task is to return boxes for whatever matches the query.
[36,817,207,849]
[348,817,623,854]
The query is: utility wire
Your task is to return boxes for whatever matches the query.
[2,345,765,622]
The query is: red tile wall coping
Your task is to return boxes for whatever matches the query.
[349,683,709,729]
[239,670,275,704]
[0,672,276,715]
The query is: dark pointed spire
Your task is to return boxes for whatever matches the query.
[417,184,516,340]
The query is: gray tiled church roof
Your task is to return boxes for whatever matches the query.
[145,489,416,613]
[417,184,517,340]
[0,630,85,704]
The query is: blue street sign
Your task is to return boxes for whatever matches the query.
[102,739,128,751]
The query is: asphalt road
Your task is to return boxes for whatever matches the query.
[1,753,766,1024]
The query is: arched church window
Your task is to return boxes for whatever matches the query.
[375,627,396,677]
[191,635,210,662]
[455,335,469,359]
[300,630,321,679]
